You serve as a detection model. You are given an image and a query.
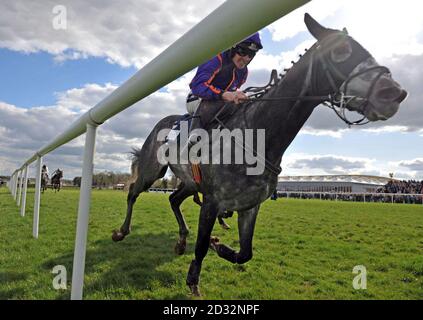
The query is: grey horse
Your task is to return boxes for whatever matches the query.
[113,14,407,296]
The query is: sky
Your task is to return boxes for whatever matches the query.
[0,0,422,180]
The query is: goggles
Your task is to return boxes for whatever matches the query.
[235,45,256,59]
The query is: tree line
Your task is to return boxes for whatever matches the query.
[72,171,180,190]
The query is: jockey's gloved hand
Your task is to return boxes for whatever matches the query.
[222,91,249,105]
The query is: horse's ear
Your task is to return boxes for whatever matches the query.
[304,13,337,40]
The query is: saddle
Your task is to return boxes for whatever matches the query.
[166,101,241,144]
[165,113,194,143]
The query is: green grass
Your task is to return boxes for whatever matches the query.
[1,186,422,300]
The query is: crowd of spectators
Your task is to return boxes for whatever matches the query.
[276,180,423,205]
[278,191,423,204]
[377,180,423,195]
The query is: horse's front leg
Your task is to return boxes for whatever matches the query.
[186,195,219,296]
[210,205,259,264]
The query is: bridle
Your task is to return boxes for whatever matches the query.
[245,32,392,127]
[315,33,391,126]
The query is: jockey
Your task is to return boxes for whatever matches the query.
[186,32,263,121]
[42,164,49,176]
[184,33,262,183]
[52,168,61,178]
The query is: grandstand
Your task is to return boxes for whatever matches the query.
[277,175,392,193]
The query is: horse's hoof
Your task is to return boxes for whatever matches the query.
[209,236,220,251]
[220,222,231,230]
[174,240,186,255]
[189,284,201,297]
[112,230,126,242]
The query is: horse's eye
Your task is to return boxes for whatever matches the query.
[331,41,352,63]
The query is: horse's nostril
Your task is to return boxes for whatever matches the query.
[396,90,408,103]
[377,87,404,102]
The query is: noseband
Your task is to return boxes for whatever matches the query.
[315,33,391,126]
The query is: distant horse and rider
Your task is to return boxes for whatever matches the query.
[41,165,63,193]
[41,165,49,193]
[112,14,407,296]
[51,168,63,192]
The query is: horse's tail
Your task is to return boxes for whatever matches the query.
[125,115,180,192]
[129,147,142,182]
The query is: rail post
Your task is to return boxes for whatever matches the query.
[71,123,98,300]
[21,166,29,217]
[33,156,42,238]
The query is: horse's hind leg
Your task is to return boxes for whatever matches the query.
[112,165,167,242]
[112,115,180,242]
[169,182,196,255]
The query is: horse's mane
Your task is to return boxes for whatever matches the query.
[241,40,317,114]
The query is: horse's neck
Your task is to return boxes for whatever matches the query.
[246,54,321,165]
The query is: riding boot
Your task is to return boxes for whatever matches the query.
[188,106,204,144]
[185,101,225,168]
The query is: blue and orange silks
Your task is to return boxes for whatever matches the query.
[189,50,248,100]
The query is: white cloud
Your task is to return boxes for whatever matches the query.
[284,154,375,175]
[386,158,423,180]
[0,78,189,177]
[267,0,423,59]
[397,158,423,172]
[0,0,225,68]
[283,153,423,180]
[267,0,344,41]
[299,127,346,139]
[55,83,117,113]
[248,39,315,72]
[362,126,410,134]
[332,0,423,59]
